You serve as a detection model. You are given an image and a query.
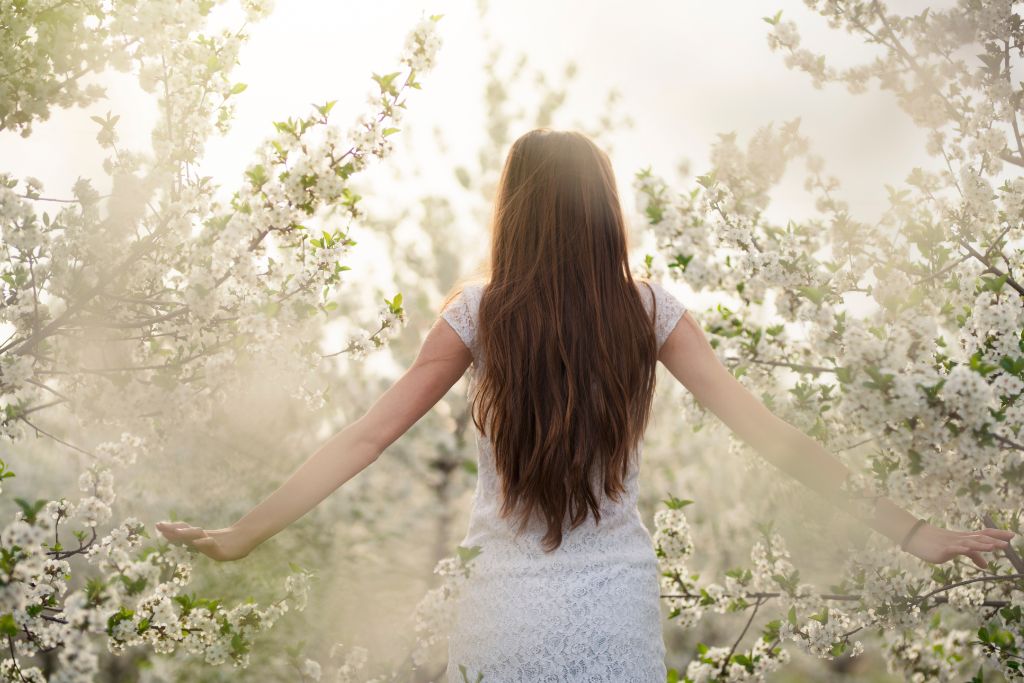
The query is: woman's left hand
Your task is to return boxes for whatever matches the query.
[902,522,1014,569]
[155,521,255,562]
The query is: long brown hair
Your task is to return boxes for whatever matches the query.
[449,128,659,552]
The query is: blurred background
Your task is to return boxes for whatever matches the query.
[0,1,949,680]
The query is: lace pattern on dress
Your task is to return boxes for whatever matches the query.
[440,278,687,683]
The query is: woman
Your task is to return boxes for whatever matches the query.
[157,128,1014,681]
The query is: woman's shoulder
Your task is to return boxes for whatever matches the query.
[633,277,682,307]
[632,277,659,309]
[442,279,488,307]
[441,280,489,353]
[633,276,664,294]
[456,280,489,311]
[441,279,489,329]
[452,278,489,296]
[469,278,490,293]
[633,277,688,347]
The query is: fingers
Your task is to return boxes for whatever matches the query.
[951,529,1012,548]
[177,528,210,542]
[949,532,1014,568]
[916,525,1016,568]
[155,521,209,544]
[961,537,1009,551]
[967,550,988,569]
[947,545,989,569]
[154,521,231,562]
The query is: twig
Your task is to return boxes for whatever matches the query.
[718,596,764,677]
[984,513,1024,576]
[17,416,96,460]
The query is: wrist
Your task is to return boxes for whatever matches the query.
[870,496,922,546]
[230,520,265,553]
[898,518,928,551]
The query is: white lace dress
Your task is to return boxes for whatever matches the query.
[440,279,686,683]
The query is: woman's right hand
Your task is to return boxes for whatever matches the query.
[903,523,1016,569]
[156,521,256,562]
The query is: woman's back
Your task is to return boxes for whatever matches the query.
[442,276,686,682]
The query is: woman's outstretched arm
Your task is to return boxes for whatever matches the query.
[157,314,473,561]
[657,310,1014,569]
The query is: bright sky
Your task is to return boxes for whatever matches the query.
[1,0,947,309]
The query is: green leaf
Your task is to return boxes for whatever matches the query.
[797,285,827,305]
[982,273,1009,292]
[695,171,717,188]
[372,71,403,95]
[245,164,268,188]
[456,544,482,564]
[229,83,248,95]
[668,253,694,272]
[969,351,999,376]
[315,100,337,117]
[999,355,1024,376]
[662,494,694,509]
[762,619,781,642]
[14,498,46,525]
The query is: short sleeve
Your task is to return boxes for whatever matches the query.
[643,280,687,349]
[441,284,481,353]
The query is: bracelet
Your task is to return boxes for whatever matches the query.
[899,518,927,551]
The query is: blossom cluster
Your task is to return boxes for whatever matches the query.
[0,432,313,682]
[637,2,1024,678]
[653,503,795,681]
[409,545,481,667]
[294,642,378,683]
[0,1,445,679]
